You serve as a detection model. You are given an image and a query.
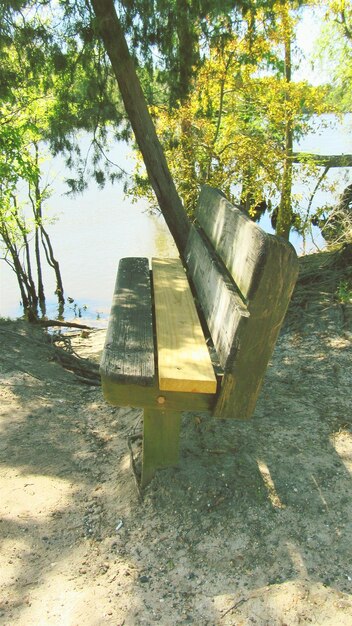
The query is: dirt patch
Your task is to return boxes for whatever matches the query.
[0,251,352,625]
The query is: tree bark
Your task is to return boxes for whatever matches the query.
[32,144,46,314]
[40,225,65,306]
[34,225,46,315]
[90,0,191,258]
[276,10,293,241]
[13,212,39,311]
[1,233,30,310]
[176,0,198,104]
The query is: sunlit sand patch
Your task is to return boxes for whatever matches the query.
[286,540,308,578]
[0,385,22,410]
[22,585,106,625]
[331,430,352,475]
[326,336,351,350]
[0,471,74,522]
[257,459,286,509]
[0,538,29,587]
[214,581,352,625]
[13,562,135,626]
[120,452,131,472]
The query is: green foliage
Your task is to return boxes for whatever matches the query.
[0,19,60,315]
[128,3,330,229]
[1,0,350,251]
[0,1,128,192]
[118,0,279,105]
[336,279,352,303]
[0,111,57,316]
[315,0,352,111]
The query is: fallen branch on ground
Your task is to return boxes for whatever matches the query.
[34,319,93,330]
[52,348,101,385]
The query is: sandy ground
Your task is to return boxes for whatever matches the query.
[0,256,352,625]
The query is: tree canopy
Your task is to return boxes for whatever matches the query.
[0,0,351,292]
[315,0,352,111]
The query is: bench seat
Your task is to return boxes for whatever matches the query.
[152,257,217,394]
[100,256,219,486]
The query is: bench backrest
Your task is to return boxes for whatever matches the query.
[185,186,299,419]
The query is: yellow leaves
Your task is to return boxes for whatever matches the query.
[128,2,333,218]
[328,0,351,15]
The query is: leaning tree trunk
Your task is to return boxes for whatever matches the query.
[90,0,191,258]
[1,232,30,310]
[1,227,36,314]
[40,225,65,307]
[13,212,39,312]
[29,141,65,311]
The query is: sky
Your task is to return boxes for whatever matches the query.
[294,4,330,85]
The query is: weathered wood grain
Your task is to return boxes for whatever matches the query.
[101,375,216,488]
[185,224,249,370]
[100,376,216,413]
[189,186,299,419]
[141,409,182,487]
[195,186,269,300]
[152,257,217,394]
[99,257,155,385]
[214,227,299,418]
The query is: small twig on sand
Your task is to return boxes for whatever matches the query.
[221,597,248,618]
[221,587,272,619]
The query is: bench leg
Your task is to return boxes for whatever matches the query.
[141,409,182,488]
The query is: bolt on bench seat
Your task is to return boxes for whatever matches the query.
[100,186,299,487]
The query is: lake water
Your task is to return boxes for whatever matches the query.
[0,115,351,323]
[0,141,177,322]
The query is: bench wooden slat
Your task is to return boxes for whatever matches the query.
[101,379,216,413]
[185,224,249,370]
[99,257,155,385]
[196,186,270,300]
[187,187,299,418]
[215,233,299,418]
[152,257,217,394]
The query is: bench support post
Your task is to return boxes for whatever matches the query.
[141,409,182,488]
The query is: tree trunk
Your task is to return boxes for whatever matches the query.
[35,226,46,315]
[90,0,191,258]
[176,0,198,104]
[276,10,293,241]
[2,236,29,310]
[31,141,65,311]
[13,212,39,311]
[32,146,46,314]
[1,227,36,314]
[277,123,293,241]
[40,225,65,306]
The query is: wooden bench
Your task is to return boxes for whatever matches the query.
[100,186,299,487]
